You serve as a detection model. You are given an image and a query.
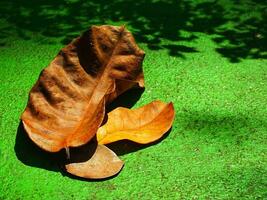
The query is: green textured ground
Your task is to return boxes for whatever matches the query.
[0,0,267,199]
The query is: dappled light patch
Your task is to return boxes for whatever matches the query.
[0,0,266,61]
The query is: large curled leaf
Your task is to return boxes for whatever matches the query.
[21,25,145,152]
[65,144,124,179]
[97,100,175,144]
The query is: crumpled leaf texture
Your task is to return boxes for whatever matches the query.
[97,100,175,144]
[21,25,145,152]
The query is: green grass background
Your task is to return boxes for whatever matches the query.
[0,0,266,199]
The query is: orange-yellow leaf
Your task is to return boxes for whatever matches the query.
[97,100,175,144]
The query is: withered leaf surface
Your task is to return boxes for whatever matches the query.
[97,100,175,144]
[65,144,124,179]
[21,25,145,152]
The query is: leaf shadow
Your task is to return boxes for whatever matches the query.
[14,121,64,172]
[176,109,267,146]
[106,127,172,156]
[106,87,145,112]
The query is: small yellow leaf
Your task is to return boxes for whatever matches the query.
[97,100,175,144]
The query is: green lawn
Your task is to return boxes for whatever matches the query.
[0,0,266,199]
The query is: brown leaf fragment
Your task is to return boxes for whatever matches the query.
[65,144,124,179]
[21,25,145,152]
[97,100,175,145]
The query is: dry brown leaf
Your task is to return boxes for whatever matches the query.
[97,100,175,144]
[21,25,145,152]
[66,144,124,179]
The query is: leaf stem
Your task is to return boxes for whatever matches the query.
[65,147,70,160]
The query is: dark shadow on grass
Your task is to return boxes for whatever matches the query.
[214,15,267,62]
[14,121,64,172]
[1,0,266,61]
[162,44,199,57]
[107,128,172,156]
[106,87,145,113]
[178,110,267,145]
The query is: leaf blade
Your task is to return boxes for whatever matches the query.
[65,144,124,179]
[97,100,175,144]
[21,25,145,152]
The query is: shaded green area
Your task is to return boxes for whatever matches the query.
[0,0,267,199]
[0,0,267,62]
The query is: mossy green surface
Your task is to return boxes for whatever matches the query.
[0,0,267,199]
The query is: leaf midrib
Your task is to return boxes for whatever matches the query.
[66,27,126,146]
